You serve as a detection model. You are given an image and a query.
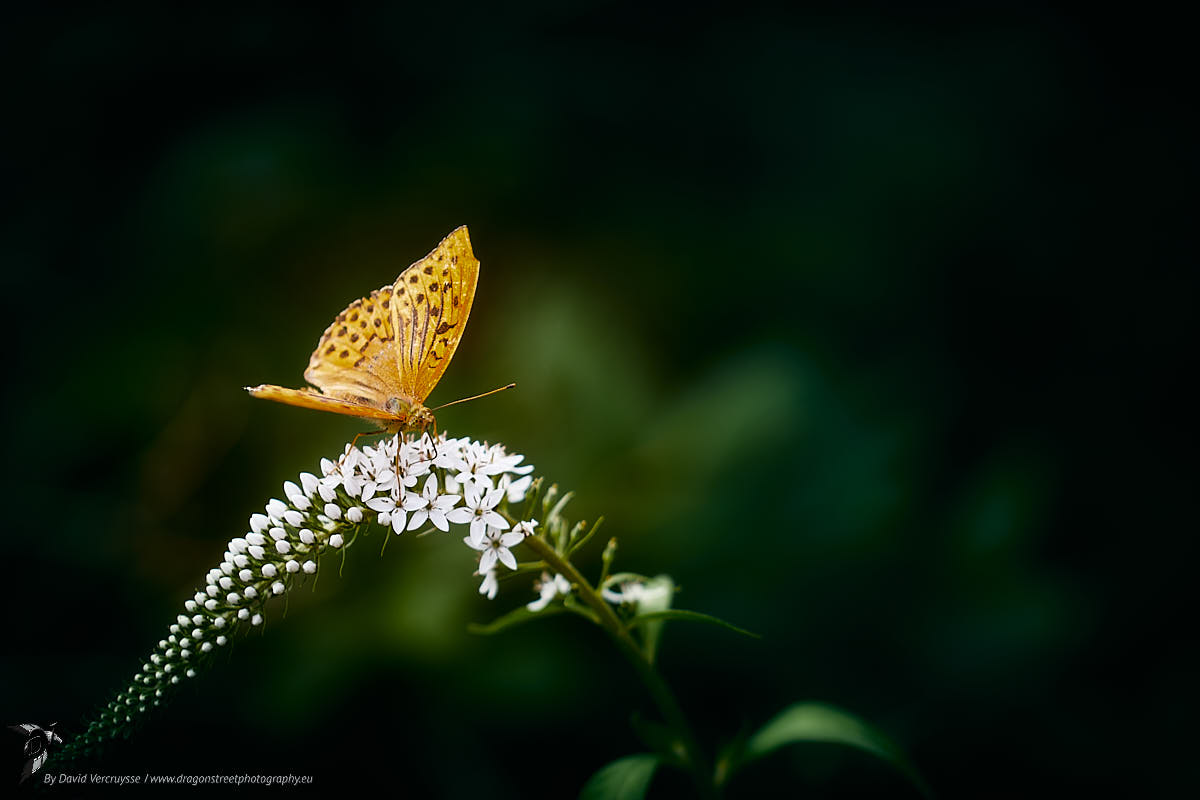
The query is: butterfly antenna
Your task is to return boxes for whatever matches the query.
[431,383,516,411]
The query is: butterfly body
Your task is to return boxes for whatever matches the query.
[247,226,481,436]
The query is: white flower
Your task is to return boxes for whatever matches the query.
[446,486,509,545]
[329,534,344,548]
[527,572,572,612]
[262,563,277,578]
[365,495,407,534]
[302,560,317,574]
[465,526,526,572]
[478,570,499,599]
[499,473,534,504]
[513,518,539,539]
[403,474,460,532]
[455,442,508,490]
[346,507,364,523]
[324,503,342,520]
[601,580,646,605]
[283,509,304,527]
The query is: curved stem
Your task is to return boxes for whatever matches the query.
[520,535,715,798]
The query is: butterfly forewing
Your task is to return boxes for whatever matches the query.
[392,225,479,405]
[302,283,406,407]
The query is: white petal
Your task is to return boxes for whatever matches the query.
[390,510,407,534]
[496,547,517,570]
[499,531,524,548]
[482,511,509,530]
[433,494,460,511]
[445,507,473,525]
[429,509,450,532]
[407,510,428,531]
[479,549,498,573]
[366,497,395,512]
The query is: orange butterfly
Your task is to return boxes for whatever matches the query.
[246,226,512,438]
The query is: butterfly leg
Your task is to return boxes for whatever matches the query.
[340,430,384,468]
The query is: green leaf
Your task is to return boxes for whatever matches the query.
[737,702,931,797]
[629,713,685,766]
[579,754,660,800]
[467,604,571,635]
[627,609,761,640]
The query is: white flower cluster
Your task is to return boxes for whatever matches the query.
[76,433,568,753]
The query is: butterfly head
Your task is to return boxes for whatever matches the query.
[402,402,436,434]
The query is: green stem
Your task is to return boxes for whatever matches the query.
[520,535,715,798]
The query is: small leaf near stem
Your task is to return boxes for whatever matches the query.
[518,534,715,799]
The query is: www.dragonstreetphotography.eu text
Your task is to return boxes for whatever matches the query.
[44,773,313,787]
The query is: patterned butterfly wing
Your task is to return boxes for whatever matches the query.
[245,384,401,422]
[301,283,408,408]
[392,225,479,405]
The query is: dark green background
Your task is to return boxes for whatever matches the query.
[1,4,1192,797]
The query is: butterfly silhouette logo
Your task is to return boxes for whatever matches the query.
[9,722,61,783]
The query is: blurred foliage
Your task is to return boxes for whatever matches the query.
[0,3,1193,797]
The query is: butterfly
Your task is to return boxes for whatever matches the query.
[246,226,512,439]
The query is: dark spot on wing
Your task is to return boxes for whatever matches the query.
[416,293,424,304]
[337,326,348,336]
[409,274,419,284]
[423,265,433,275]
[325,345,336,355]
[350,312,359,322]
[339,349,349,358]
[350,333,359,343]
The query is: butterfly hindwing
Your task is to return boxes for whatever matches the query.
[245,385,400,422]
[392,225,479,405]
